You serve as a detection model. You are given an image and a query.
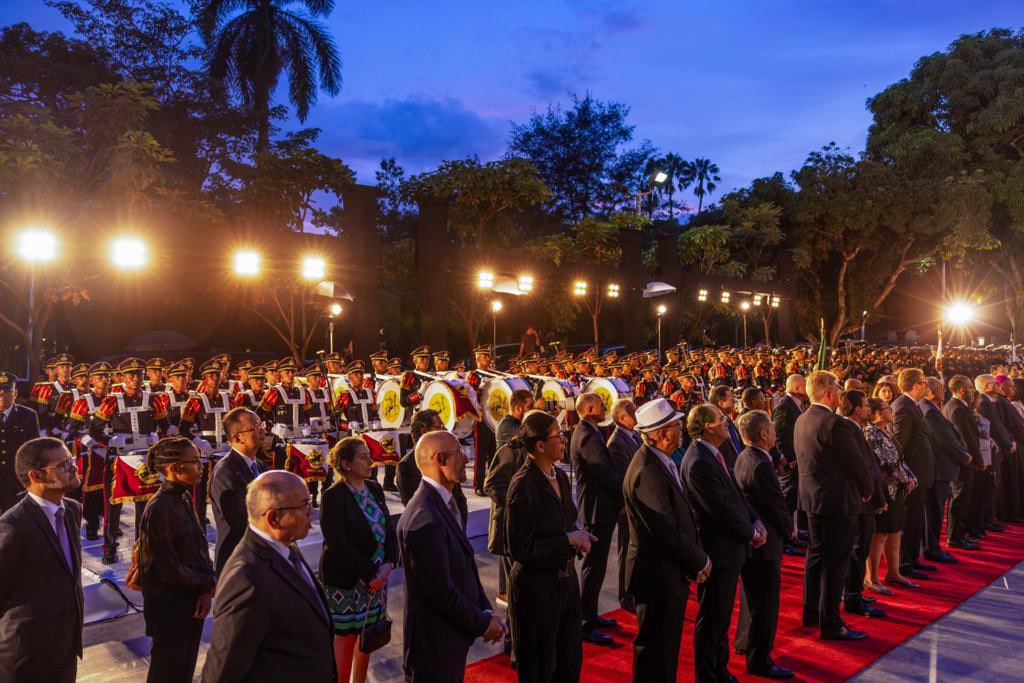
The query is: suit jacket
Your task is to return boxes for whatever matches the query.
[794,404,871,515]
[623,445,708,602]
[734,446,793,561]
[847,418,889,511]
[607,425,642,483]
[943,397,983,468]
[209,449,262,574]
[979,394,1012,463]
[483,441,528,556]
[495,414,521,453]
[571,419,624,526]
[771,394,802,466]
[319,480,398,589]
[0,496,83,680]
[995,394,1024,443]
[0,404,40,512]
[397,481,492,676]
[202,529,335,683]
[681,440,758,568]
[505,459,577,571]
[395,454,469,520]
[892,393,936,488]
[919,400,970,482]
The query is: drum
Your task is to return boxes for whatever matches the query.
[585,377,635,427]
[285,437,329,481]
[327,373,350,403]
[375,379,407,429]
[540,379,581,427]
[110,450,162,505]
[480,377,532,431]
[442,371,464,380]
[422,379,480,439]
[359,430,402,465]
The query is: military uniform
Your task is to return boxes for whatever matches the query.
[143,357,167,394]
[0,372,41,513]
[65,362,113,538]
[180,360,234,523]
[466,345,497,495]
[32,353,74,438]
[258,358,312,474]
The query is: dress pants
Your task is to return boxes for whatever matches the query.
[735,557,782,673]
[143,588,204,683]
[900,485,926,569]
[509,566,582,683]
[924,481,950,555]
[616,513,633,608]
[473,423,496,492]
[695,564,742,682]
[634,582,690,683]
[970,466,994,532]
[82,488,103,536]
[997,452,1020,521]
[803,513,857,636]
[579,521,614,631]
[947,469,973,542]
[844,512,874,605]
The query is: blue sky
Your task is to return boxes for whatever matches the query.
[6,0,1022,211]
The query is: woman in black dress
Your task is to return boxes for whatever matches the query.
[505,411,596,683]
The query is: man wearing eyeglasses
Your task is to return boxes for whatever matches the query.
[0,371,41,513]
[0,436,83,682]
[204,470,335,681]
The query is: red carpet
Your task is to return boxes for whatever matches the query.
[466,523,1024,682]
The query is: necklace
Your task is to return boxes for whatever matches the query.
[543,467,557,481]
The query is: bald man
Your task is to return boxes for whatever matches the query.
[203,471,335,682]
[398,431,504,681]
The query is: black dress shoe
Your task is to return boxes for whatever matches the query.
[914,562,938,572]
[748,665,795,679]
[924,551,957,563]
[846,602,887,618]
[801,616,819,628]
[862,595,877,603]
[904,569,931,580]
[822,627,868,641]
[595,615,617,628]
[784,543,805,556]
[581,629,614,646]
[101,548,117,565]
[987,522,1006,532]
[949,539,981,550]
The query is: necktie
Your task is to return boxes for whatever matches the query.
[53,507,73,572]
[448,496,465,531]
[288,545,328,619]
[727,420,742,453]
[249,460,260,479]
[714,449,732,479]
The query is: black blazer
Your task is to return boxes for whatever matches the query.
[483,441,528,556]
[848,418,889,511]
[209,449,263,574]
[919,400,970,483]
[735,446,793,561]
[397,480,492,677]
[771,395,802,466]
[681,440,758,568]
[395,452,469,521]
[995,394,1024,443]
[0,496,83,680]
[795,405,871,515]
[979,394,1012,461]
[943,397,983,468]
[891,393,936,488]
[495,414,521,453]
[570,420,624,526]
[505,459,577,571]
[607,425,642,481]
[0,404,41,512]
[319,479,397,589]
[202,529,335,683]
[623,445,708,602]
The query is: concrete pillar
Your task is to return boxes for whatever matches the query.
[416,197,449,350]
[342,184,381,359]
[657,234,682,347]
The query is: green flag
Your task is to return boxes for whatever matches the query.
[815,318,827,371]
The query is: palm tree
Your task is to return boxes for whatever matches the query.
[690,157,720,214]
[660,153,693,220]
[197,0,342,156]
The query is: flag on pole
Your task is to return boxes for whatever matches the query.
[814,318,827,371]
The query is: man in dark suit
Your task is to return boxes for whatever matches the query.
[398,431,505,681]
[892,368,936,578]
[625,398,710,683]
[682,404,767,682]
[795,371,871,641]
[607,398,642,612]
[734,411,795,679]
[919,378,971,563]
[203,470,336,682]
[570,392,624,644]
[210,407,267,574]
[977,374,1012,533]
[708,385,743,468]
[0,437,83,682]
[495,389,532,452]
[0,372,41,513]
[994,378,1024,521]
[772,374,806,553]
[943,375,984,549]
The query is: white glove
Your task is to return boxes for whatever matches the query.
[193,438,213,455]
[81,434,97,449]
[166,424,179,436]
[146,433,159,446]
[108,434,127,449]
[301,425,312,438]
[349,421,362,433]
[271,423,288,439]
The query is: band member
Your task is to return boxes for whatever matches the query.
[144,358,167,393]
[231,359,254,396]
[54,363,91,436]
[324,352,345,375]
[433,350,451,374]
[33,353,74,437]
[467,344,498,495]
[337,362,377,428]
[65,362,113,539]
[161,362,193,435]
[369,351,390,382]
[258,358,312,474]
[180,360,234,523]
[634,364,661,406]
[231,366,268,410]
[303,364,337,441]
[88,357,169,564]
[263,359,280,387]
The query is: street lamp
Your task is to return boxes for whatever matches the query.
[15,228,58,377]
[739,301,750,347]
[636,169,668,216]
[517,274,534,294]
[697,288,708,303]
[233,249,260,276]
[656,304,668,357]
[943,300,977,346]
[326,303,343,353]
[109,237,147,270]
[753,294,762,307]
[606,283,620,298]
[491,299,502,350]
[573,280,588,297]
[477,270,495,290]
[301,256,326,281]
[720,290,731,304]
[770,295,780,308]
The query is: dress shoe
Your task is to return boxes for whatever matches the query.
[885,576,919,589]
[904,569,931,580]
[845,601,886,618]
[85,530,99,541]
[861,595,877,603]
[924,551,957,564]
[101,548,117,565]
[595,615,617,628]
[581,628,614,646]
[822,627,868,641]
[864,581,895,596]
[914,562,938,572]
[748,665,795,679]
[784,543,805,556]
[949,539,981,550]
[987,522,1006,532]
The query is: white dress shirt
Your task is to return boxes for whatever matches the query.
[27,492,65,536]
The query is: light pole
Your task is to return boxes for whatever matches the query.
[573,280,620,351]
[635,170,668,216]
[327,303,343,353]
[16,229,58,377]
[739,301,750,347]
[943,301,976,347]
[490,300,502,350]
[860,310,868,342]
[656,304,667,357]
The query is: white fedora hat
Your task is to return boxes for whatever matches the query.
[635,398,685,433]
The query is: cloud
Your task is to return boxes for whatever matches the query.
[311,96,509,180]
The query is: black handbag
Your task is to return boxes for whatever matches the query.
[358,608,392,654]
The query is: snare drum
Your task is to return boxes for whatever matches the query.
[540,379,581,428]
[422,380,480,439]
[375,379,407,430]
[480,377,532,431]
[585,377,635,427]
[110,450,162,505]
[285,437,329,482]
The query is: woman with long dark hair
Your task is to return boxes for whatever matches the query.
[505,411,594,682]
[137,436,216,683]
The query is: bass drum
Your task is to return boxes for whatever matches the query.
[585,377,634,427]
[540,379,581,428]
[375,379,407,430]
[422,380,480,439]
[480,377,532,431]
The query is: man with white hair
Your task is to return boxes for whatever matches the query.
[203,470,335,681]
[976,374,1013,533]
[398,431,505,680]
[773,374,806,554]
[607,397,642,612]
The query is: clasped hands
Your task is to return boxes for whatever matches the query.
[749,521,767,548]
[567,529,598,555]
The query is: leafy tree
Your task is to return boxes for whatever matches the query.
[197,0,342,155]
[375,157,416,238]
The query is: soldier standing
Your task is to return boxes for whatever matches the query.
[466,344,497,496]
[180,359,233,523]
[65,362,112,539]
[0,372,41,514]
[32,353,74,438]
[144,358,167,393]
